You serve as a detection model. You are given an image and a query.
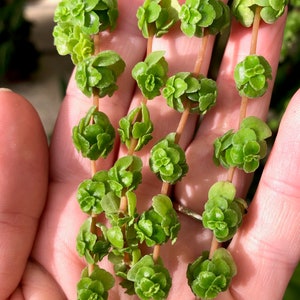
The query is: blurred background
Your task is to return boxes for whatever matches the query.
[0,0,299,298]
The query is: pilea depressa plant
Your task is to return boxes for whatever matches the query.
[52,0,288,299]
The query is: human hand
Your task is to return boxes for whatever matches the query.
[1,1,299,299]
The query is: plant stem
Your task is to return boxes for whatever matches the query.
[88,214,98,275]
[153,244,160,262]
[193,33,209,75]
[250,6,262,55]
[209,235,219,259]
[175,104,190,144]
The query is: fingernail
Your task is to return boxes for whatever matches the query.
[0,88,13,92]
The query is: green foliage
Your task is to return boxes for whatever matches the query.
[72,106,115,160]
[118,103,154,151]
[135,194,180,246]
[179,0,230,37]
[162,72,217,114]
[75,50,126,97]
[107,155,143,197]
[76,218,111,264]
[202,181,247,242]
[127,255,172,300]
[149,133,188,184]
[232,0,287,27]
[214,116,272,173]
[53,24,94,65]
[77,170,112,214]
[54,0,118,35]
[187,248,237,299]
[136,0,179,38]
[132,51,168,99]
[234,55,272,98]
[77,265,115,300]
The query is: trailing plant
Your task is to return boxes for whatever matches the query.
[52,0,288,299]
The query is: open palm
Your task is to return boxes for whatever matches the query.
[1,1,299,299]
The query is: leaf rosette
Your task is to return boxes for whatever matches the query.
[77,265,114,300]
[108,155,143,197]
[132,51,168,99]
[127,255,172,300]
[149,133,188,184]
[118,103,153,151]
[234,54,272,98]
[213,116,272,173]
[179,0,230,37]
[72,106,115,160]
[77,170,113,214]
[163,72,217,114]
[232,0,287,27]
[135,194,180,246]
[136,0,179,38]
[75,50,125,97]
[53,24,94,64]
[76,218,111,264]
[187,248,237,299]
[54,0,118,35]
[202,181,247,242]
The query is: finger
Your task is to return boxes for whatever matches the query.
[0,90,49,298]
[175,13,287,211]
[227,88,300,299]
[50,1,147,183]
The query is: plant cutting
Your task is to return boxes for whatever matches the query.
[51,0,288,299]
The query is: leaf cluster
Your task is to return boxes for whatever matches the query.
[234,55,272,98]
[77,265,115,300]
[118,103,154,151]
[202,181,247,242]
[150,133,188,184]
[132,51,168,100]
[72,106,115,160]
[232,0,287,27]
[179,0,230,37]
[136,0,179,38]
[214,116,272,173]
[135,194,180,246]
[75,50,126,97]
[162,72,217,114]
[53,0,118,64]
[127,255,172,300]
[187,248,237,299]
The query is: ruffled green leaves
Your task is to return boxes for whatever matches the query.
[187,248,237,299]
[135,194,180,246]
[162,72,217,114]
[232,0,287,27]
[77,265,115,300]
[53,0,119,64]
[108,155,143,197]
[150,133,188,184]
[132,51,168,100]
[127,255,172,300]
[214,116,272,173]
[118,103,153,152]
[202,181,247,242]
[234,55,272,98]
[179,0,230,37]
[75,50,125,97]
[72,106,115,160]
[54,0,118,34]
[136,0,179,38]
[53,24,94,64]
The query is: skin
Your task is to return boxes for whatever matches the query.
[0,1,299,299]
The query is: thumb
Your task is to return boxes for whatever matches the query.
[228,89,300,299]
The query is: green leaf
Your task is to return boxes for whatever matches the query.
[107,226,124,249]
[240,116,272,141]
